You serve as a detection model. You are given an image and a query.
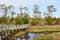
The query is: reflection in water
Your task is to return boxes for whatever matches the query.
[28,33,40,40]
[16,32,60,40]
[16,33,44,40]
[0,36,1,40]
[1,32,60,40]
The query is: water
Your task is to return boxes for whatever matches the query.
[16,33,44,40]
[16,32,60,40]
[0,32,60,40]
[0,36,1,40]
[0,33,43,40]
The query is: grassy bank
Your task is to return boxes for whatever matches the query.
[33,34,60,40]
[28,25,60,33]
[15,31,24,38]
[13,25,60,38]
[28,29,60,33]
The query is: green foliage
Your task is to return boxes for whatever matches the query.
[14,17,23,25]
[55,18,60,24]
[0,4,59,25]
[0,17,7,24]
[22,14,30,24]
[44,16,53,25]
[44,5,57,25]
[29,18,36,26]
[29,18,41,26]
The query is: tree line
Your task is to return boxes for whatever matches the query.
[0,4,60,25]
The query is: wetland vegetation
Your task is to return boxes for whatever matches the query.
[0,0,60,40]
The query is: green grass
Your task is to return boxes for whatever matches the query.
[33,34,60,40]
[52,33,60,37]
[28,29,60,33]
[33,34,53,40]
[15,31,24,37]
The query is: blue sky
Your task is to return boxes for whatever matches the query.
[0,0,60,17]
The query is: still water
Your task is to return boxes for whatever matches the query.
[0,36,1,40]
[0,33,44,40]
[16,32,60,40]
[16,33,44,40]
[0,32,60,40]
